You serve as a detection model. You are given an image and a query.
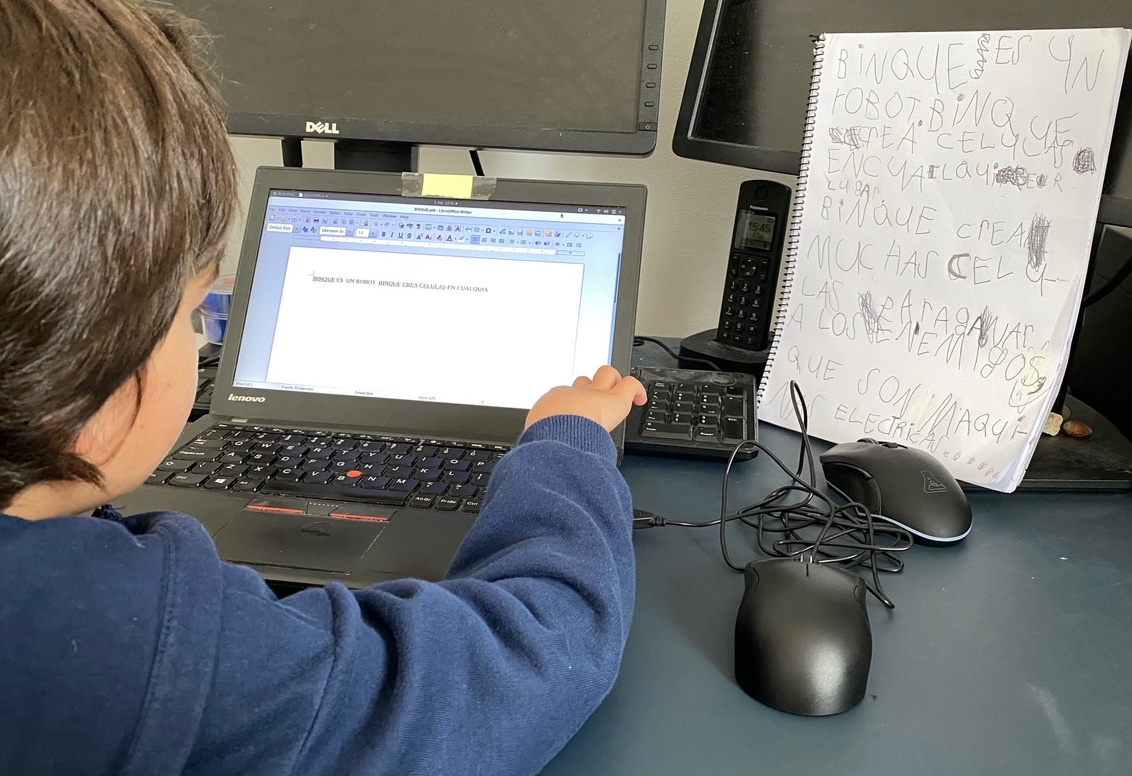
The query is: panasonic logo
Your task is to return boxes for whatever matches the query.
[305,120,340,135]
[229,394,267,403]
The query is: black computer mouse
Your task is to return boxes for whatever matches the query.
[820,439,973,544]
[735,558,871,716]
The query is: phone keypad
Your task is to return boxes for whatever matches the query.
[718,252,773,350]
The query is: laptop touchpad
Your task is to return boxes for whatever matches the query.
[213,511,386,574]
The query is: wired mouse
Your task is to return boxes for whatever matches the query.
[734,558,871,716]
[820,439,973,544]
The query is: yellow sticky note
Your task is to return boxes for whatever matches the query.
[421,173,474,199]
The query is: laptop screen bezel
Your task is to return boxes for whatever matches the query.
[209,167,645,448]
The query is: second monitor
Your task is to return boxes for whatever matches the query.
[166,0,667,159]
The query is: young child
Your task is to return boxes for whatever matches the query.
[0,1,647,773]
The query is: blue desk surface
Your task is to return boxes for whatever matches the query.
[543,420,1132,776]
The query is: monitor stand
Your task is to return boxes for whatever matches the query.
[280,138,419,173]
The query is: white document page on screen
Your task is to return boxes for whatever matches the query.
[757,28,1131,492]
[264,246,586,409]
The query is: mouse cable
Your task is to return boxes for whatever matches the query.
[727,382,912,607]
[632,336,725,373]
[632,459,911,608]
[633,380,914,608]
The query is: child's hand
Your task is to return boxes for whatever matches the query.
[525,366,649,432]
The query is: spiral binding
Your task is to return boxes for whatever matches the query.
[756,34,826,409]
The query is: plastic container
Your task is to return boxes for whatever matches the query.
[199,275,235,344]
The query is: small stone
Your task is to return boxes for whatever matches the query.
[1043,412,1064,436]
[1062,420,1093,438]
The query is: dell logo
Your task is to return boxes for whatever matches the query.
[305,120,340,135]
[229,394,267,403]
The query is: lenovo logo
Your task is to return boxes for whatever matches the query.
[228,394,266,403]
[305,120,340,135]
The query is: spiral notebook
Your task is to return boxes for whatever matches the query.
[757,28,1131,492]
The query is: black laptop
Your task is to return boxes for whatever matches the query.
[116,167,645,589]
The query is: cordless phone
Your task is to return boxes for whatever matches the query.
[715,180,792,352]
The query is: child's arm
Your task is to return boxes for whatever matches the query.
[185,368,648,775]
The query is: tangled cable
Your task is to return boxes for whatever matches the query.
[633,380,914,608]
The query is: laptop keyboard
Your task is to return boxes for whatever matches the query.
[148,423,510,513]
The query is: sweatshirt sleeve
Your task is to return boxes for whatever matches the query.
[185,415,636,776]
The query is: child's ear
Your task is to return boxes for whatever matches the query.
[71,374,142,468]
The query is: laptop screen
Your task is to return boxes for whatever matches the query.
[231,188,629,411]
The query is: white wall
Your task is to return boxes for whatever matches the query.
[226,0,796,338]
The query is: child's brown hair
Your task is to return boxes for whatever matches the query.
[0,0,237,506]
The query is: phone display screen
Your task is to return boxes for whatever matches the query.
[734,211,776,252]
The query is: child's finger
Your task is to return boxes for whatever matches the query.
[589,365,621,390]
[611,375,648,405]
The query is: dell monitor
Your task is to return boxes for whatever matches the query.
[168,0,666,170]
[673,0,1132,228]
